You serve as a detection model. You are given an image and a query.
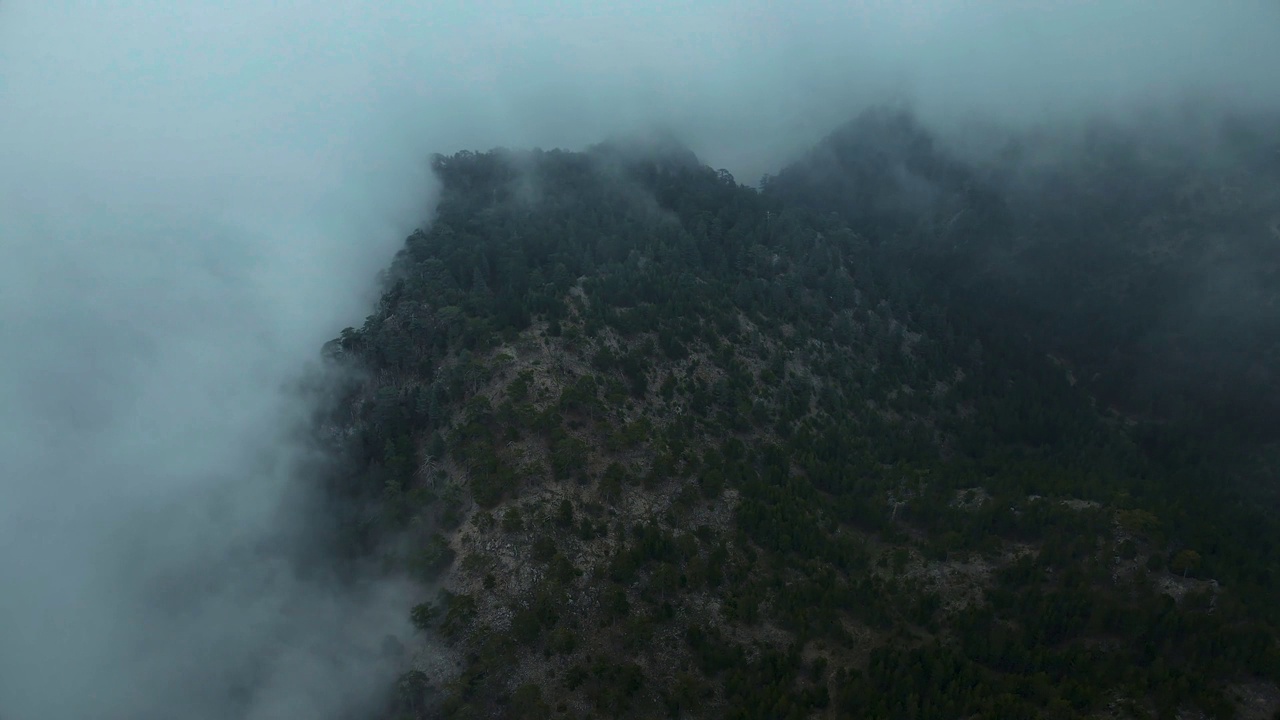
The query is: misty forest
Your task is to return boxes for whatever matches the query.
[4,4,1280,720]
[321,112,1280,720]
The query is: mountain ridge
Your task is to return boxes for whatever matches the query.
[320,118,1280,719]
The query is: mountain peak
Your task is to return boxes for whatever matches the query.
[589,128,703,172]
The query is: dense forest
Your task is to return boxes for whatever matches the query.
[317,113,1280,719]
[764,108,1280,481]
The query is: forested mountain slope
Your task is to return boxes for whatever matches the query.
[764,107,1280,474]
[320,137,1280,719]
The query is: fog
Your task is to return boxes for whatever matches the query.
[1,2,1278,718]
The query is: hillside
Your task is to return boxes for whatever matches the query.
[763,108,1280,472]
[320,137,1280,719]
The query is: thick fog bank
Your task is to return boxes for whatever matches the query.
[0,3,433,719]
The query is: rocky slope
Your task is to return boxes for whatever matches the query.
[321,136,1280,719]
